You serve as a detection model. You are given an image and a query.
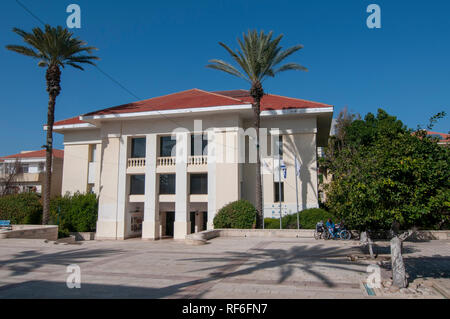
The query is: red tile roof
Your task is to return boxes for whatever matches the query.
[53,89,332,127]
[427,131,450,143]
[214,89,333,110]
[1,149,64,160]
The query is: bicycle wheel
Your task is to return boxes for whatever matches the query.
[323,231,330,240]
[314,231,320,240]
[340,230,351,240]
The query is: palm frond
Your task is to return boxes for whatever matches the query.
[208,29,307,85]
[206,59,249,82]
[274,63,308,74]
[7,24,99,71]
[5,45,40,58]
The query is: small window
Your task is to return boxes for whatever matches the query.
[159,174,176,194]
[190,174,208,194]
[275,135,283,157]
[130,175,145,195]
[191,134,208,156]
[160,136,176,157]
[131,138,146,158]
[21,164,29,174]
[38,163,45,172]
[274,182,284,202]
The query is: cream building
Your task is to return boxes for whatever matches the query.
[0,149,64,197]
[52,89,333,240]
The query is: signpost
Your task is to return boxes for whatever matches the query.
[295,157,301,229]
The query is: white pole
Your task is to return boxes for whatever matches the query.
[295,157,300,230]
[278,158,282,229]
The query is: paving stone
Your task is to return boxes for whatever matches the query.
[0,237,448,299]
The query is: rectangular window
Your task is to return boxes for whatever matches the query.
[160,136,176,157]
[159,174,176,194]
[274,182,284,202]
[38,163,45,172]
[131,138,146,158]
[190,134,208,156]
[275,135,283,157]
[21,164,29,174]
[190,174,208,194]
[130,175,145,195]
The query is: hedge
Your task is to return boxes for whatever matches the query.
[264,208,335,229]
[214,200,257,229]
[0,192,98,237]
[0,193,42,224]
[50,192,98,236]
[298,208,335,229]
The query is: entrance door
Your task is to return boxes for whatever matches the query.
[190,212,196,233]
[202,212,208,231]
[165,212,175,237]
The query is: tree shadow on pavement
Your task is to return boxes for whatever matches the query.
[178,242,367,297]
[0,241,369,299]
[0,248,122,276]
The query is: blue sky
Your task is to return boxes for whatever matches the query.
[0,0,449,155]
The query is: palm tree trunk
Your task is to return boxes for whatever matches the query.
[42,64,61,225]
[254,101,263,228]
[250,81,264,228]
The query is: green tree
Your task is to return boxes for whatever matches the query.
[6,25,99,224]
[207,30,307,227]
[322,109,450,287]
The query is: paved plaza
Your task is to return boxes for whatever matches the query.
[0,237,448,298]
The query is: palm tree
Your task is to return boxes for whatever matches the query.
[6,25,99,224]
[207,30,307,228]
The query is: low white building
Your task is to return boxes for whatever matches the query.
[0,149,64,197]
[52,89,333,240]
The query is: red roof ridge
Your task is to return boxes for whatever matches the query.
[264,92,333,107]
[1,149,64,160]
[193,88,252,104]
[82,88,201,117]
[82,88,249,117]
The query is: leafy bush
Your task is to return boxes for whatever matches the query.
[50,192,98,235]
[264,214,299,229]
[298,208,335,229]
[214,200,257,229]
[0,193,42,224]
[264,208,334,229]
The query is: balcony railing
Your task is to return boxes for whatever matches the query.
[157,157,176,166]
[127,158,146,168]
[156,156,207,166]
[188,155,207,165]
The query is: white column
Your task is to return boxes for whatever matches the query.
[116,134,128,239]
[174,132,190,239]
[207,130,216,230]
[142,134,159,240]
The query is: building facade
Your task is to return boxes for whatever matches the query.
[53,89,333,240]
[0,149,64,197]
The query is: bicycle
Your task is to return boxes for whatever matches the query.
[324,223,352,240]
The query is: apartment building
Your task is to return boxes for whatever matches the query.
[52,89,333,240]
[0,149,64,197]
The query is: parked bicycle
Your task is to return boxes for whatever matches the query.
[323,221,351,240]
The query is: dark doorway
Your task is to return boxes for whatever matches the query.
[202,212,208,231]
[165,212,175,237]
[190,212,196,233]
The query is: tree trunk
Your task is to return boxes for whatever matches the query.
[42,64,61,225]
[391,235,408,288]
[360,231,375,259]
[250,81,264,229]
